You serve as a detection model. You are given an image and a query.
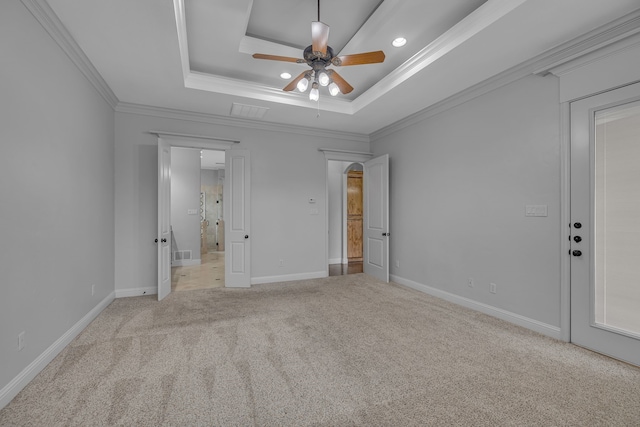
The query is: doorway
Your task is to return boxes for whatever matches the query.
[170,148,226,291]
[570,81,640,366]
[328,161,363,276]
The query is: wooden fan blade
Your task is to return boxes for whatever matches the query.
[311,21,329,55]
[328,70,353,94]
[283,71,309,92]
[252,53,303,63]
[332,51,385,66]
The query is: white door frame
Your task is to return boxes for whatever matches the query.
[320,149,373,276]
[153,132,238,296]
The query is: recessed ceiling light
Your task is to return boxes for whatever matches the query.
[280,72,292,79]
[392,37,407,47]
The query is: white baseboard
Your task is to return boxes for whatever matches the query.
[391,275,562,340]
[171,259,201,267]
[328,258,342,264]
[115,286,157,298]
[251,270,327,285]
[0,292,115,410]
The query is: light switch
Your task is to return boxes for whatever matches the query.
[525,205,548,217]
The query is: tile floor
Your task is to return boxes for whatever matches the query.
[171,251,225,291]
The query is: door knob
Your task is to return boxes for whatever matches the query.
[573,236,582,243]
[382,233,387,236]
[161,238,167,243]
[572,250,582,257]
[155,239,158,243]
[245,235,249,239]
[573,222,582,229]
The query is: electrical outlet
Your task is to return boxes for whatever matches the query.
[18,331,25,351]
[279,259,284,267]
[468,278,474,288]
[490,283,497,294]
[92,284,95,296]
[395,260,400,268]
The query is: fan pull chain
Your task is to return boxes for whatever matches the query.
[318,0,320,21]
[317,98,321,118]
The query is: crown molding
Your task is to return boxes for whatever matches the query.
[173,0,529,116]
[534,9,640,76]
[351,0,528,113]
[20,0,119,109]
[115,102,370,143]
[371,8,640,142]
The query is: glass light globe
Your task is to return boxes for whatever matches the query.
[328,82,340,96]
[318,71,330,87]
[309,83,320,101]
[297,77,309,92]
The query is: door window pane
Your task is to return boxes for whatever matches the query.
[594,101,640,337]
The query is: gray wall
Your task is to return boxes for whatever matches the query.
[170,147,202,263]
[372,74,562,328]
[114,111,370,293]
[0,1,115,397]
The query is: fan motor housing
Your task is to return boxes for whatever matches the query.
[304,45,334,66]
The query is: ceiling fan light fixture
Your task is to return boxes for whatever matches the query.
[309,82,320,101]
[328,82,340,96]
[392,37,407,47]
[318,70,330,87]
[297,77,309,92]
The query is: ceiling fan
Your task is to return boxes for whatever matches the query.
[252,0,385,101]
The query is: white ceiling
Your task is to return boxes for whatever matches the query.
[45,0,640,136]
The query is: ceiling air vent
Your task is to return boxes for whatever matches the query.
[230,103,269,120]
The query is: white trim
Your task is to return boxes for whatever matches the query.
[251,271,327,285]
[149,131,239,144]
[328,258,342,264]
[171,259,201,267]
[351,0,527,113]
[391,275,562,340]
[559,101,572,342]
[171,0,526,115]
[371,9,640,142]
[115,287,157,298]
[116,102,369,143]
[20,0,118,109]
[534,11,640,76]
[0,292,115,410]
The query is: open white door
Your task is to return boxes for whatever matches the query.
[363,154,389,282]
[157,138,172,300]
[224,149,251,287]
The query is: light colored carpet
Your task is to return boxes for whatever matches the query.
[1,274,639,426]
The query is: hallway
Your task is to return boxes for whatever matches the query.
[171,252,225,291]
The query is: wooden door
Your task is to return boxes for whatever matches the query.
[347,171,363,261]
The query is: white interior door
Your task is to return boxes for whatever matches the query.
[363,154,389,282]
[157,138,172,300]
[570,82,640,366]
[224,149,251,287]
